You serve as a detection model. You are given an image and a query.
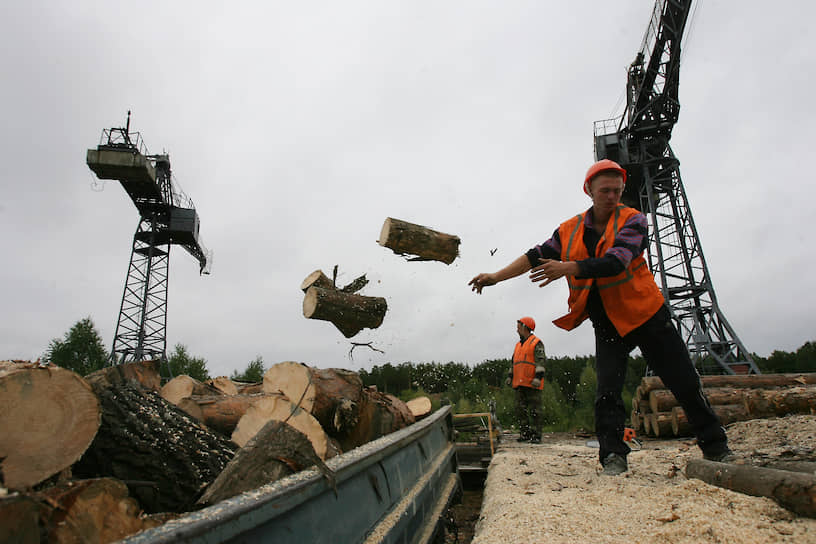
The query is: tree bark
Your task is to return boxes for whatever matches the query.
[0,492,41,544]
[83,359,162,392]
[686,459,816,518]
[72,382,236,513]
[337,389,415,452]
[742,386,816,417]
[377,217,461,264]
[206,376,239,396]
[178,392,286,437]
[198,421,335,506]
[302,286,387,337]
[160,374,222,406]
[0,361,100,490]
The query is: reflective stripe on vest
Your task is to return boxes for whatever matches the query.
[552,205,665,337]
[512,335,543,389]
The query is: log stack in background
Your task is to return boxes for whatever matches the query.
[630,373,816,438]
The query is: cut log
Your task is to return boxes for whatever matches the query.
[649,389,680,414]
[648,385,815,416]
[686,459,816,518]
[647,412,673,437]
[0,492,41,543]
[377,217,461,265]
[198,420,335,506]
[207,376,239,396]
[640,373,816,393]
[671,406,692,436]
[300,269,335,292]
[72,382,235,513]
[177,392,286,437]
[231,394,337,460]
[0,361,100,490]
[639,376,666,396]
[406,396,432,420]
[338,389,415,452]
[83,359,162,392]
[670,404,752,433]
[302,286,387,338]
[160,374,222,406]
[742,386,816,417]
[34,478,164,543]
[262,361,366,436]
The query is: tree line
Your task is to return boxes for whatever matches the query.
[38,316,816,433]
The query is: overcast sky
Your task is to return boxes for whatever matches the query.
[2,1,814,377]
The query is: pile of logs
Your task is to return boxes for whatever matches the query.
[631,372,816,438]
[0,359,430,543]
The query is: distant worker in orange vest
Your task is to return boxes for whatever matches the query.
[508,316,546,444]
[469,159,732,475]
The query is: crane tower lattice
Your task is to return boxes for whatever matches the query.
[86,112,212,372]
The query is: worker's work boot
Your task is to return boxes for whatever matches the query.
[703,447,735,463]
[601,453,628,476]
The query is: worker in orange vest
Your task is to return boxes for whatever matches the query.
[469,159,732,475]
[508,316,546,443]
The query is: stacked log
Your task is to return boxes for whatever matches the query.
[630,373,816,438]
[1,359,425,542]
[377,217,461,265]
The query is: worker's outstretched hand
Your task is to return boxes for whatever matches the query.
[529,259,571,287]
[468,273,496,294]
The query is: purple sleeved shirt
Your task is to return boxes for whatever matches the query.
[525,207,649,278]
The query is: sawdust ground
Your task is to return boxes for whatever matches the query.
[470,415,816,544]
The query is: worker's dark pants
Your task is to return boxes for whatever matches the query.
[515,386,542,440]
[593,305,727,463]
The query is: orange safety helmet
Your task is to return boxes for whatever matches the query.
[518,316,536,331]
[583,159,627,195]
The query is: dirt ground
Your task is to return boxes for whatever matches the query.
[469,415,816,544]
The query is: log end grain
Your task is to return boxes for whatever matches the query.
[0,364,100,490]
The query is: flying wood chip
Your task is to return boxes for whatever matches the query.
[377,217,460,264]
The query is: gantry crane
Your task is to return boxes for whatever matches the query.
[86,112,212,370]
[593,0,759,374]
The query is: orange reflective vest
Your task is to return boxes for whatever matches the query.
[552,205,665,337]
[512,335,543,389]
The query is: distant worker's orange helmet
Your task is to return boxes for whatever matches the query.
[584,159,627,195]
[518,316,536,331]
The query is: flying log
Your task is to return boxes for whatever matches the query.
[302,286,387,338]
[377,217,461,264]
